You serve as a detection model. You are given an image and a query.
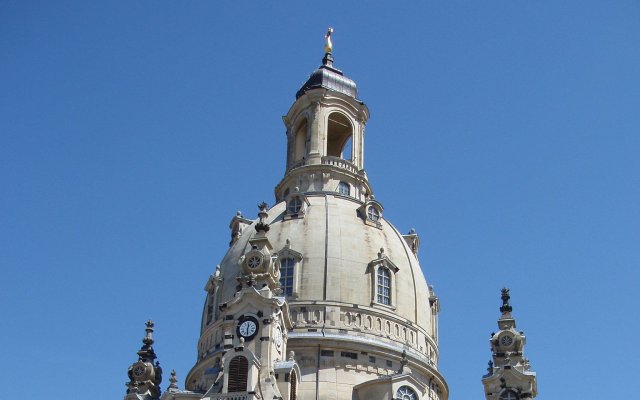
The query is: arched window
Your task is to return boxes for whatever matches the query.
[294,119,307,161]
[280,257,295,296]
[396,385,417,400]
[290,369,298,400]
[500,390,519,400]
[342,136,353,160]
[227,356,248,392]
[288,197,302,214]
[327,112,353,159]
[338,181,350,196]
[377,267,391,305]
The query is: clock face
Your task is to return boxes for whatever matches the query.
[237,316,259,341]
[247,255,261,269]
[500,334,514,347]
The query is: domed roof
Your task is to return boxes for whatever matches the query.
[295,53,357,99]
[216,195,434,332]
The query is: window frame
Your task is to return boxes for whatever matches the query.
[368,251,399,310]
[376,267,392,305]
[367,205,380,222]
[279,256,296,297]
[337,181,350,196]
[499,390,520,400]
[395,385,417,400]
[359,199,384,228]
[283,192,309,220]
[287,197,303,214]
[277,241,303,298]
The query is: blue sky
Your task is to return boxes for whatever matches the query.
[1,2,639,399]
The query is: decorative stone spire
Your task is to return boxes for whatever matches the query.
[482,289,537,400]
[142,320,154,345]
[135,320,157,364]
[167,369,179,392]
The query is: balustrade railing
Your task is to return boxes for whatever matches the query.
[208,393,250,400]
[321,156,359,173]
[287,156,360,174]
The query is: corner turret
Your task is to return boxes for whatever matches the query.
[482,289,538,400]
[124,321,163,400]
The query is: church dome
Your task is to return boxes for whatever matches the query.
[187,36,447,400]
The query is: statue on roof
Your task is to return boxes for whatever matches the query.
[324,27,333,53]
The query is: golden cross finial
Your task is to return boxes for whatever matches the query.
[324,27,334,53]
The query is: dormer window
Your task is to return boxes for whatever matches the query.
[359,198,384,228]
[277,240,303,297]
[284,191,309,220]
[338,181,350,196]
[288,197,303,214]
[368,248,399,309]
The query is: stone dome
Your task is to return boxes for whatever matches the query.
[205,188,443,386]
[216,196,436,352]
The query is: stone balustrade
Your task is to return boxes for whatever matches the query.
[321,156,359,174]
[287,156,360,175]
[208,393,252,400]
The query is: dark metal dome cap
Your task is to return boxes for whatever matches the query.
[295,53,357,99]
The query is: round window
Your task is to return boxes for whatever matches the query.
[396,386,417,400]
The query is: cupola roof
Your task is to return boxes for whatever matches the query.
[296,29,357,99]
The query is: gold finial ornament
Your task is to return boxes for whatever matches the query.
[324,27,334,53]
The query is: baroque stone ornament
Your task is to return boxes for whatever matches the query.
[125,321,163,400]
[255,202,270,232]
[500,287,513,314]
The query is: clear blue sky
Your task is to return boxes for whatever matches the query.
[1,2,638,399]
